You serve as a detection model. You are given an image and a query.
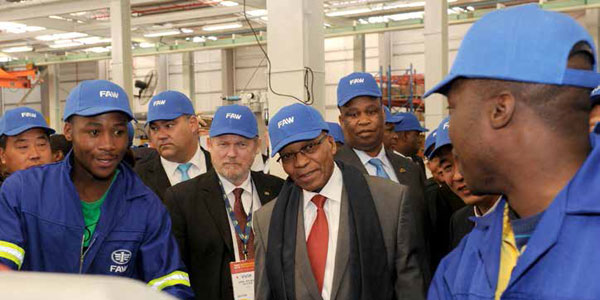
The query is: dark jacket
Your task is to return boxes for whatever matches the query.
[334,144,431,289]
[448,205,475,250]
[165,169,284,300]
[424,178,465,275]
[133,147,212,202]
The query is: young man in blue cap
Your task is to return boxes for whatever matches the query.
[426,5,600,299]
[0,107,54,184]
[165,104,283,300]
[134,90,212,201]
[334,72,430,288]
[393,112,428,175]
[254,103,425,300]
[0,80,193,299]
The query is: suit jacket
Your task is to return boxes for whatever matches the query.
[165,169,284,300]
[448,205,475,250]
[334,145,431,285]
[424,179,466,274]
[133,147,212,202]
[254,175,426,300]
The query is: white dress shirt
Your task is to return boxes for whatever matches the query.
[302,164,343,300]
[160,144,207,186]
[217,172,262,262]
[473,196,503,217]
[353,146,400,183]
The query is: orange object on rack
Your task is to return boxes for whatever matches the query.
[0,67,37,89]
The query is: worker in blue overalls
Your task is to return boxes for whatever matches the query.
[0,80,194,299]
[425,4,600,300]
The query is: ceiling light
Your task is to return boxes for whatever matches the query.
[207,36,218,41]
[36,32,87,41]
[466,6,475,11]
[180,28,194,34]
[139,42,155,48]
[85,47,110,53]
[192,36,206,43]
[326,7,371,17]
[76,36,110,45]
[202,22,242,31]
[49,42,82,48]
[2,46,33,53]
[48,15,66,20]
[0,22,45,34]
[70,12,87,16]
[260,16,268,21]
[246,9,267,17]
[219,1,239,6]
[143,30,181,37]
[0,56,12,62]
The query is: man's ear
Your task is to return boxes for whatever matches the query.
[64,122,73,142]
[0,147,6,165]
[489,91,516,129]
[189,115,199,132]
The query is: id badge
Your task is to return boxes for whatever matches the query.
[230,260,255,300]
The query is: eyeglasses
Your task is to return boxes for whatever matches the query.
[277,135,327,163]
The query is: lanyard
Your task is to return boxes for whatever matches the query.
[218,179,254,260]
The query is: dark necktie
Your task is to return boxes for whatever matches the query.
[233,187,254,260]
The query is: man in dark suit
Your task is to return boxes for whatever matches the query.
[255,103,425,300]
[165,105,283,300]
[134,90,212,201]
[333,72,430,286]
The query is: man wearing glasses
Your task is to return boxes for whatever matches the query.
[165,105,283,300]
[254,103,425,300]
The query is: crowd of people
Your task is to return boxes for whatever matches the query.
[0,4,599,300]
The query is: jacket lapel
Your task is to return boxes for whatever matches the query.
[471,199,504,290]
[507,191,564,289]
[150,154,171,199]
[296,195,323,300]
[202,170,234,255]
[385,151,411,186]
[330,187,350,300]
[334,145,368,175]
[252,172,276,205]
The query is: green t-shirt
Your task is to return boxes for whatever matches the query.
[81,170,120,247]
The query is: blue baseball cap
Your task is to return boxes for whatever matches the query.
[425,4,600,98]
[394,113,428,132]
[0,107,55,137]
[337,72,382,107]
[383,106,402,123]
[326,122,344,144]
[64,80,134,121]
[268,104,329,156]
[424,129,437,159]
[430,117,452,158]
[591,86,600,106]
[147,90,195,123]
[210,104,258,138]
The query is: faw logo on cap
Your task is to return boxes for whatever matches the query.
[277,116,294,128]
[349,78,365,85]
[152,100,166,106]
[225,113,241,120]
[99,90,119,99]
[443,121,449,130]
[21,112,37,118]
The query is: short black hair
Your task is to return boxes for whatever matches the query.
[49,134,72,154]
[473,42,594,137]
[0,135,6,149]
